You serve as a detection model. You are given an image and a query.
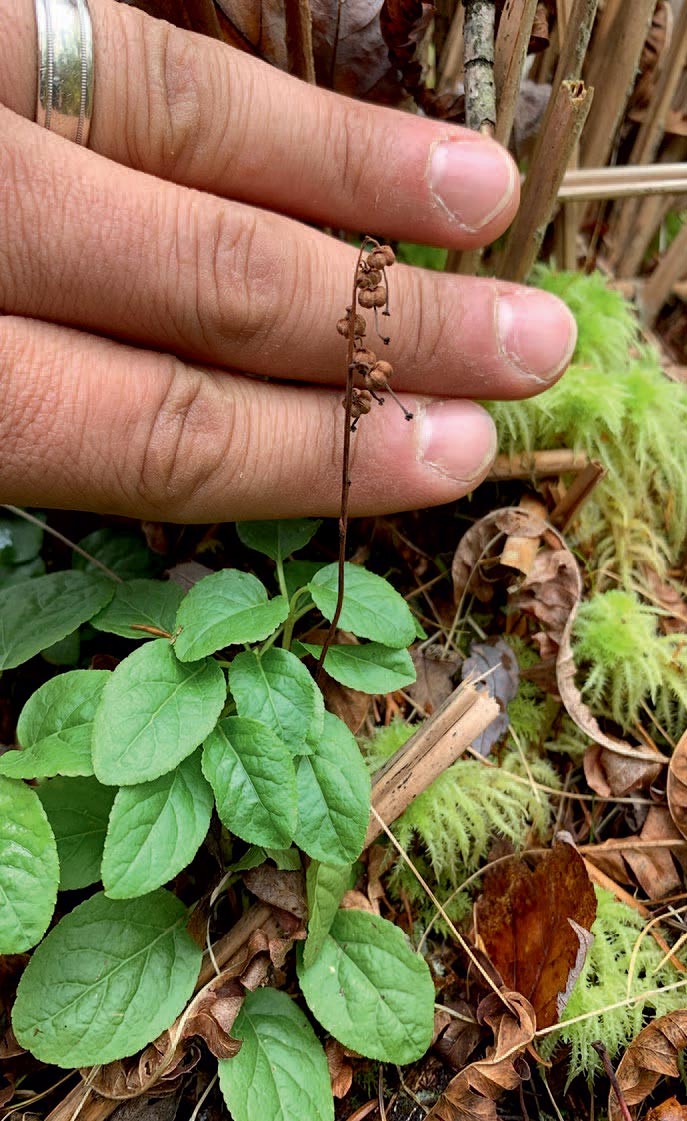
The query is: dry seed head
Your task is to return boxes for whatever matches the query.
[336,312,367,338]
[356,269,383,290]
[352,347,377,371]
[365,359,394,391]
[358,286,387,309]
[350,388,373,419]
[367,245,396,269]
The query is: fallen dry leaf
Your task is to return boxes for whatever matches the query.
[646,1097,687,1121]
[433,1001,481,1071]
[452,508,545,607]
[310,0,409,103]
[410,644,461,715]
[611,1010,687,1121]
[644,570,687,635]
[461,638,519,756]
[243,864,307,921]
[425,991,536,1121]
[584,743,663,798]
[476,838,597,1029]
[622,806,685,900]
[325,1038,354,1098]
[668,730,687,840]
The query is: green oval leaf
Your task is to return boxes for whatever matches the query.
[0,571,114,670]
[229,648,322,755]
[236,519,321,563]
[37,776,116,890]
[303,861,356,970]
[91,579,184,640]
[12,890,202,1067]
[175,570,288,662]
[218,988,333,1121]
[301,643,416,694]
[73,529,156,579]
[102,751,213,898]
[0,670,109,779]
[308,564,415,649]
[0,776,59,953]
[93,639,226,785]
[202,717,297,848]
[0,513,44,565]
[293,713,370,866]
[298,909,435,1063]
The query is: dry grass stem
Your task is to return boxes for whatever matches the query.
[493,0,539,146]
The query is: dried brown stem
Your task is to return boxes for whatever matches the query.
[591,1042,633,1121]
[365,682,499,846]
[497,79,593,282]
[494,0,539,146]
[284,0,316,82]
[196,903,272,989]
[315,239,374,684]
[640,217,687,323]
[550,459,607,530]
[487,449,591,479]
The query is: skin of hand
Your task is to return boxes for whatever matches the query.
[0,0,577,522]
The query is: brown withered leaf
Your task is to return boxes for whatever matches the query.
[213,0,288,63]
[461,638,519,756]
[243,864,307,920]
[325,1038,354,1099]
[476,838,596,1029]
[584,743,663,799]
[125,0,223,37]
[380,0,464,118]
[433,1001,481,1071]
[646,1098,687,1121]
[409,644,460,715]
[644,570,687,635]
[310,0,409,104]
[452,508,545,606]
[611,1010,687,1121]
[622,806,685,900]
[668,730,687,840]
[425,991,535,1121]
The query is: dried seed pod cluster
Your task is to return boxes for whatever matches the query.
[337,242,413,431]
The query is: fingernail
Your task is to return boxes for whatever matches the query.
[496,290,577,383]
[417,401,497,484]
[428,139,516,232]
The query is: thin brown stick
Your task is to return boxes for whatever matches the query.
[438,0,465,90]
[284,0,316,82]
[488,449,590,479]
[366,682,499,845]
[550,459,606,529]
[640,218,687,323]
[197,903,272,989]
[497,80,593,281]
[493,0,539,147]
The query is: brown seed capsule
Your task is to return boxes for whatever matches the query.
[367,245,396,269]
[357,286,387,309]
[356,269,383,290]
[336,312,367,338]
[349,388,373,419]
[351,347,377,371]
[365,359,394,392]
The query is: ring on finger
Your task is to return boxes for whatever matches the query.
[35,0,94,146]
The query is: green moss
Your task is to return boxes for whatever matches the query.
[543,887,687,1085]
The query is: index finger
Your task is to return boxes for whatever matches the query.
[0,0,519,249]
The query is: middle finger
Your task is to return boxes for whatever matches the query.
[0,110,576,398]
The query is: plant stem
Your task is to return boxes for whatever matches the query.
[591,1041,633,1121]
[315,238,375,685]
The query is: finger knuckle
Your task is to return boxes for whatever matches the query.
[134,357,236,514]
[145,18,204,179]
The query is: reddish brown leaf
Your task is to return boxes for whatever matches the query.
[476,838,597,1029]
[611,1010,687,1121]
[325,1038,354,1098]
[409,644,460,715]
[668,730,687,840]
[646,1098,687,1121]
[311,0,409,103]
[425,991,535,1121]
[584,743,663,798]
[243,864,307,921]
[643,570,687,635]
[380,0,464,118]
[433,1001,481,1071]
[622,806,685,900]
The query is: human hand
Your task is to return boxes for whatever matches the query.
[0,0,576,521]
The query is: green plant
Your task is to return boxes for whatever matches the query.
[542,886,687,1085]
[0,516,434,1120]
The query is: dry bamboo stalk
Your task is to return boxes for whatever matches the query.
[497,80,593,282]
[615,135,687,277]
[365,683,499,846]
[609,0,687,269]
[560,177,687,201]
[284,0,316,83]
[563,162,687,188]
[581,0,655,169]
[196,903,273,989]
[46,1085,118,1121]
[640,218,687,323]
[493,0,539,146]
[488,449,590,479]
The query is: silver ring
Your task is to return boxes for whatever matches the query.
[35,0,94,146]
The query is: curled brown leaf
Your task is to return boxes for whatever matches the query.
[667,730,687,840]
[611,1010,687,1121]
